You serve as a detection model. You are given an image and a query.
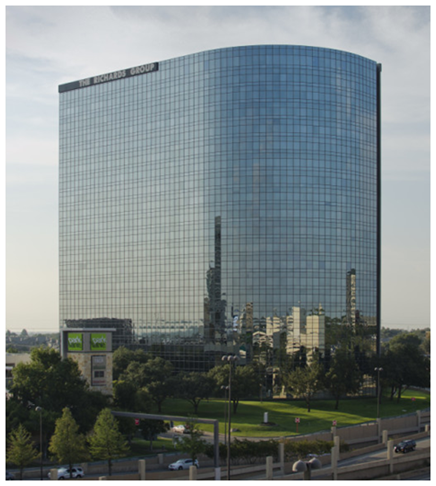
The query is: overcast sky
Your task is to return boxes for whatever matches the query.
[5,5,431,332]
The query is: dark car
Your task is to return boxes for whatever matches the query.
[394,439,416,453]
[6,471,15,480]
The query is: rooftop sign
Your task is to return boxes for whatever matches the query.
[59,62,159,93]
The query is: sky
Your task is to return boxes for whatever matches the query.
[5,5,431,333]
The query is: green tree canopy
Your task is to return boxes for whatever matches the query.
[88,408,129,476]
[324,348,362,409]
[48,407,89,473]
[139,419,169,450]
[284,359,323,412]
[208,363,260,414]
[9,347,108,434]
[381,333,430,401]
[112,346,149,380]
[7,424,40,480]
[175,372,215,414]
[119,357,175,412]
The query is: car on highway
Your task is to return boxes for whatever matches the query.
[394,439,416,453]
[48,466,85,479]
[168,458,199,470]
[172,424,191,434]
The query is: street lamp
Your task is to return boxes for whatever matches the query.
[374,367,383,419]
[35,406,43,480]
[220,385,229,446]
[221,354,238,480]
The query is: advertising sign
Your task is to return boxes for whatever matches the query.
[90,333,107,351]
[68,333,83,351]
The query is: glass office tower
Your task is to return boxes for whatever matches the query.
[59,45,381,381]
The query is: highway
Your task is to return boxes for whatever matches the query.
[337,437,430,468]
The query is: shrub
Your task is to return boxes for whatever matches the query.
[282,439,334,460]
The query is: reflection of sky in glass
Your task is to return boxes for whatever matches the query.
[59,45,379,367]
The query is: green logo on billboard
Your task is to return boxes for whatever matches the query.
[68,333,83,351]
[91,333,107,351]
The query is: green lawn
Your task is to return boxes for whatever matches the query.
[159,389,430,438]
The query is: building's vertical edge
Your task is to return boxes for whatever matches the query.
[58,94,63,358]
[376,63,382,357]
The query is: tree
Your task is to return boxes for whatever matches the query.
[175,420,207,463]
[382,333,430,402]
[113,380,143,411]
[113,346,149,380]
[208,363,260,414]
[88,408,129,476]
[48,407,89,474]
[175,372,215,414]
[143,357,175,412]
[6,424,40,480]
[9,347,108,434]
[284,360,323,412]
[139,419,169,450]
[119,357,176,412]
[324,348,362,409]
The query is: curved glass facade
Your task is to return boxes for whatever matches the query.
[59,45,380,380]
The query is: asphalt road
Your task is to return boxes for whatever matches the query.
[337,437,430,468]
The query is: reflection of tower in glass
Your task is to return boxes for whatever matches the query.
[346,269,357,326]
[305,305,325,361]
[286,306,306,354]
[204,217,226,342]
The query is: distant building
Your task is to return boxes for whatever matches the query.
[6,353,32,391]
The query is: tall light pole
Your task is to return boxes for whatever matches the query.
[220,385,229,446]
[35,406,43,480]
[222,354,238,480]
[374,367,383,419]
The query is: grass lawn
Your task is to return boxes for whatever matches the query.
[159,389,429,438]
[129,437,178,456]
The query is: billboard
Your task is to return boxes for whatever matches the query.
[67,333,83,351]
[90,333,107,351]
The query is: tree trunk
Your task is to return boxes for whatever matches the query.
[397,385,402,403]
[108,458,112,476]
[335,397,339,410]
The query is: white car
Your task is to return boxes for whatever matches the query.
[48,466,85,479]
[172,425,186,433]
[168,458,199,470]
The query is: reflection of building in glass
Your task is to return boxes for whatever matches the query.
[346,269,357,327]
[304,307,325,361]
[204,216,226,343]
[59,45,380,387]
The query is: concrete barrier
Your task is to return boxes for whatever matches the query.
[286,449,430,481]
